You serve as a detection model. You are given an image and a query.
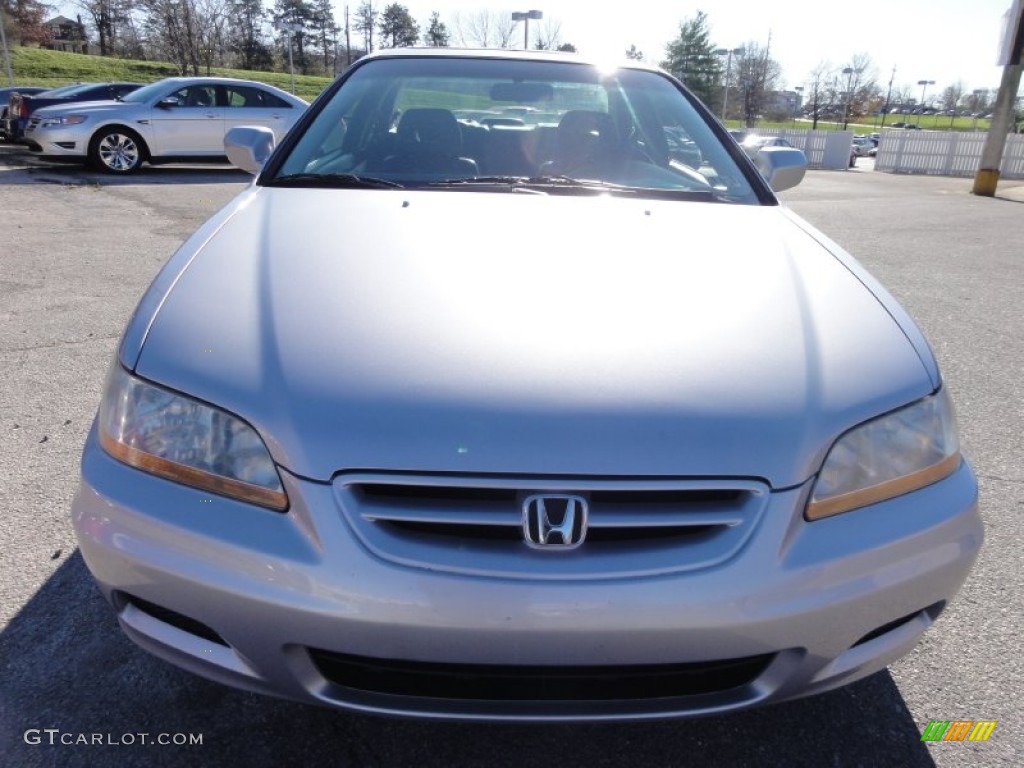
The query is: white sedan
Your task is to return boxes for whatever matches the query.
[23,76,309,173]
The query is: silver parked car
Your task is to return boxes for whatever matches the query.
[23,76,308,173]
[72,49,981,721]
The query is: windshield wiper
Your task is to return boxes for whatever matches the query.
[426,175,719,200]
[267,173,404,189]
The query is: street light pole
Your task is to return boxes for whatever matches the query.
[274,20,304,94]
[714,47,742,122]
[879,65,896,130]
[917,78,935,118]
[842,66,854,130]
[511,10,542,50]
[792,86,804,127]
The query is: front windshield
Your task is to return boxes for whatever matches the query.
[40,84,92,98]
[273,57,759,202]
[120,81,176,105]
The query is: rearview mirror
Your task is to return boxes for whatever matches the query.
[156,97,181,109]
[489,82,554,103]
[225,126,276,175]
[755,146,807,193]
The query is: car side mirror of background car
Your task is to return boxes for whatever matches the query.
[157,97,181,109]
[225,126,276,175]
[755,146,807,193]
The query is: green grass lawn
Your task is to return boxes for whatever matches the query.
[7,47,332,102]
[724,114,992,134]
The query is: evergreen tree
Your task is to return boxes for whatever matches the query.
[661,11,721,108]
[422,11,448,47]
[230,0,272,71]
[311,0,339,73]
[377,3,418,48]
[274,0,317,73]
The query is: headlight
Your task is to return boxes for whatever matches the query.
[98,364,287,510]
[40,115,87,127]
[806,389,961,520]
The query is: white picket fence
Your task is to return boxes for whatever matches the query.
[754,128,853,170]
[752,126,1024,180]
[873,131,1024,179]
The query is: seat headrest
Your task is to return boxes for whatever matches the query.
[397,108,462,150]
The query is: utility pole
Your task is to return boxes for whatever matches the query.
[345,5,351,69]
[880,65,896,129]
[0,2,14,86]
[973,0,1024,196]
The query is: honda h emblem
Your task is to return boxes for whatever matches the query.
[522,494,588,550]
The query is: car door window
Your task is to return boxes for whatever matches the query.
[171,86,218,108]
[224,85,291,109]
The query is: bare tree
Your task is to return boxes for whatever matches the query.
[195,0,230,74]
[734,41,781,127]
[77,0,134,56]
[892,84,915,112]
[805,61,832,129]
[354,0,376,53]
[451,9,514,48]
[940,81,965,111]
[839,52,879,125]
[139,0,202,74]
[531,17,561,50]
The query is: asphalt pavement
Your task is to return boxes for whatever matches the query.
[1,145,1021,767]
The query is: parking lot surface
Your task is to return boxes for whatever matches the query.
[1,144,1021,767]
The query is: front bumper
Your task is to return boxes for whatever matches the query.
[72,425,983,721]
[22,123,88,157]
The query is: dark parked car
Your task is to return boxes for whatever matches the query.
[4,82,143,143]
[0,86,48,141]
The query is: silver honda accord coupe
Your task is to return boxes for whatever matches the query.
[72,49,982,721]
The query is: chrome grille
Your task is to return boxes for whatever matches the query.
[334,474,769,580]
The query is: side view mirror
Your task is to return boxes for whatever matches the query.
[225,126,276,175]
[156,97,181,109]
[755,146,807,192]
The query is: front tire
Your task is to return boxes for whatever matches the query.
[89,127,146,174]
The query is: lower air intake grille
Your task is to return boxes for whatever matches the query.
[309,649,774,701]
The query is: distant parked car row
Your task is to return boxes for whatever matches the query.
[2,82,144,143]
[4,77,309,173]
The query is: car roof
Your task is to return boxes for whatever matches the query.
[357,46,662,73]
[141,76,309,104]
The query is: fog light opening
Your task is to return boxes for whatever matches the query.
[117,592,228,646]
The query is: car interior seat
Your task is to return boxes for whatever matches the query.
[540,110,621,178]
[188,89,213,107]
[375,108,479,178]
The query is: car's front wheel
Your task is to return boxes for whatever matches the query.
[89,127,146,174]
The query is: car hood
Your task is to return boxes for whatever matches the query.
[132,189,934,487]
[33,99,134,116]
